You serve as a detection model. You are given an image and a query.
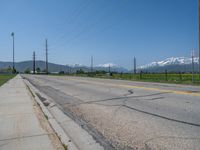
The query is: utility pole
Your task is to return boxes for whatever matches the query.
[11,32,15,73]
[91,55,93,72]
[199,0,200,77]
[191,50,195,83]
[109,64,111,74]
[33,51,36,74]
[45,39,48,74]
[68,66,71,74]
[134,57,137,74]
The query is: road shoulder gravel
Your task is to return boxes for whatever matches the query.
[24,76,104,150]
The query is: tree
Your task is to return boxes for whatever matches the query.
[7,66,13,73]
[76,69,84,74]
[36,67,41,73]
[59,71,65,74]
[24,68,30,74]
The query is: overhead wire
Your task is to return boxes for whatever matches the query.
[51,0,93,46]
[51,0,129,50]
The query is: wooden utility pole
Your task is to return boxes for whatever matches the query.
[109,64,111,74]
[45,39,48,74]
[91,55,93,72]
[33,51,36,74]
[134,57,136,74]
[11,32,15,72]
[191,50,195,83]
[199,0,200,77]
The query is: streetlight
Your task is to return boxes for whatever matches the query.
[11,32,15,73]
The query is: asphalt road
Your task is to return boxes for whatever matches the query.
[23,75,200,150]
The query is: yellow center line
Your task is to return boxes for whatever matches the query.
[69,78,200,97]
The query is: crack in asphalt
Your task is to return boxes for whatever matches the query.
[144,136,200,144]
[92,101,200,127]
[23,76,200,150]
[29,77,200,127]
[80,92,170,105]
[24,77,116,150]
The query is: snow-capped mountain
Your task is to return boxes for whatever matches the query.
[66,63,128,72]
[68,63,86,67]
[138,57,199,73]
[97,63,118,68]
[140,57,199,69]
[96,63,128,72]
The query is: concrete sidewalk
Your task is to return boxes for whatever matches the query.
[0,75,64,150]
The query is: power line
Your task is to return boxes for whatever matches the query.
[51,1,105,49]
[51,0,93,46]
[51,0,127,50]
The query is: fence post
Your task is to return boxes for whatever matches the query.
[165,70,168,81]
[140,71,142,79]
[179,72,182,81]
[120,72,122,78]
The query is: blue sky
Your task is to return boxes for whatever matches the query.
[0,0,198,69]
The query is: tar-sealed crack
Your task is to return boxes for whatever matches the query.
[24,77,117,150]
[24,76,200,150]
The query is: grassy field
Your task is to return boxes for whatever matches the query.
[111,73,200,85]
[56,73,200,85]
[0,74,15,86]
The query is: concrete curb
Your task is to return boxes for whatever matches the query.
[23,79,78,150]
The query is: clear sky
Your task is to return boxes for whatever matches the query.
[0,0,198,69]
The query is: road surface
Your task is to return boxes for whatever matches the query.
[23,75,200,150]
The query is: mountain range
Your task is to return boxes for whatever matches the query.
[0,61,128,73]
[138,57,199,73]
[0,57,199,73]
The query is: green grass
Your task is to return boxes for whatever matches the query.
[53,73,200,85]
[0,74,16,86]
[111,73,200,85]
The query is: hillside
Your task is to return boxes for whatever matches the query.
[0,61,128,73]
[0,61,71,73]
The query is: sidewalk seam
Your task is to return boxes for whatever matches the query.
[0,133,55,142]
